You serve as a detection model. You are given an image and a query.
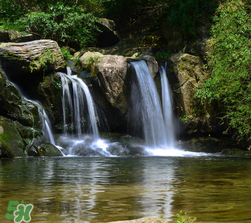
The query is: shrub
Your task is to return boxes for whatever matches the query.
[174,211,196,223]
[17,2,100,47]
[195,0,251,141]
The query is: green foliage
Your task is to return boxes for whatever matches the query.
[164,0,219,38]
[174,211,196,223]
[17,2,100,47]
[195,0,251,141]
[85,56,101,75]
[60,47,72,61]
[101,0,167,24]
[0,0,104,21]
[154,51,171,60]
[29,49,58,73]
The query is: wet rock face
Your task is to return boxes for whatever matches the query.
[0,67,62,158]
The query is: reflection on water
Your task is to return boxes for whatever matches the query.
[0,156,251,222]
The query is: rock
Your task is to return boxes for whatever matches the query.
[70,52,159,133]
[36,74,63,131]
[128,55,159,78]
[0,40,65,78]
[0,67,60,158]
[109,216,167,223]
[36,143,63,156]
[166,53,216,134]
[79,51,103,76]
[0,30,39,43]
[0,30,23,42]
[96,18,120,47]
[0,116,25,157]
[96,54,128,110]
[0,67,40,127]
[168,53,208,115]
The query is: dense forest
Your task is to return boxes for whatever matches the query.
[1,0,251,144]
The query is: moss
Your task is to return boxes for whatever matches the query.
[0,117,25,157]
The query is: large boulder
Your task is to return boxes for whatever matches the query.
[0,67,62,158]
[0,30,23,42]
[0,30,38,43]
[0,40,65,78]
[36,74,63,132]
[0,68,39,127]
[70,52,159,133]
[76,52,129,132]
[0,116,25,157]
[96,18,120,47]
[166,53,218,134]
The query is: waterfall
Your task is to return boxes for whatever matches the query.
[37,103,56,145]
[130,60,172,148]
[25,99,56,145]
[57,68,99,140]
[160,65,175,147]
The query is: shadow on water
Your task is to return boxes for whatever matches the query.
[0,156,251,223]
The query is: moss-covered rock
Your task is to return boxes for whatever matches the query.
[0,78,39,127]
[165,53,219,135]
[0,116,25,157]
[0,40,65,77]
[36,143,63,156]
[36,74,63,132]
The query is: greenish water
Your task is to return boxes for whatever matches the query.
[0,156,251,223]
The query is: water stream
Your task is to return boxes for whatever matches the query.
[58,68,99,139]
[0,156,250,223]
[130,60,169,148]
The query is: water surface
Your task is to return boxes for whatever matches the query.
[0,156,251,222]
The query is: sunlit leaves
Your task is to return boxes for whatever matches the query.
[17,2,100,47]
[195,0,251,141]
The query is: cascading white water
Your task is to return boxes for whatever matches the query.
[130,60,171,148]
[160,65,175,147]
[58,68,99,140]
[25,99,56,145]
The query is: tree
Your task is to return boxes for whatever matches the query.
[195,0,251,142]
